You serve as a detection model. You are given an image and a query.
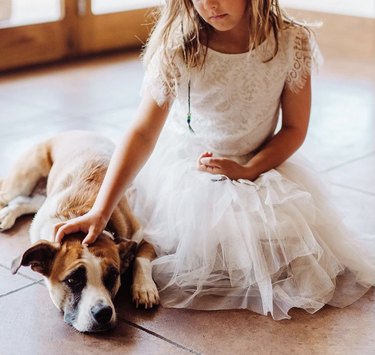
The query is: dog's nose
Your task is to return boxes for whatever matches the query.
[91,303,113,325]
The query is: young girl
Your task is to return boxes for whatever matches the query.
[55,0,375,320]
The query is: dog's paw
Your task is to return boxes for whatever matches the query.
[0,194,8,210]
[0,207,16,231]
[131,280,160,309]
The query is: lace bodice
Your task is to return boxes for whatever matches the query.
[142,26,321,159]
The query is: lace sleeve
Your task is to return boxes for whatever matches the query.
[140,50,179,107]
[285,27,323,93]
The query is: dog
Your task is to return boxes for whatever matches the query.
[0,130,159,332]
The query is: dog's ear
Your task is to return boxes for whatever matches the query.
[116,239,138,273]
[11,240,60,276]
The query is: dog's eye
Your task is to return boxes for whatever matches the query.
[65,277,81,287]
[104,267,119,290]
[63,266,86,291]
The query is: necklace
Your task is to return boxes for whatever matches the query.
[186,78,195,133]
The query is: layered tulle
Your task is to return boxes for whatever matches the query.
[128,128,375,320]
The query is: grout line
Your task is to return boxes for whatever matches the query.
[0,279,44,299]
[1,261,200,355]
[119,317,202,355]
[0,263,44,282]
[322,151,375,173]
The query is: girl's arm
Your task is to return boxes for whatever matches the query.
[198,76,311,180]
[55,93,171,245]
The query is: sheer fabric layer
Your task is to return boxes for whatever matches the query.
[128,130,375,320]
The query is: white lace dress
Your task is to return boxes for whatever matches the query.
[129,26,375,320]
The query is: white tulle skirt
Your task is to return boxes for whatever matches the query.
[128,128,375,320]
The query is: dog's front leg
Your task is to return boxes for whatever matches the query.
[0,195,46,231]
[132,241,159,309]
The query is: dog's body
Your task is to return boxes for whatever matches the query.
[0,130,159,332]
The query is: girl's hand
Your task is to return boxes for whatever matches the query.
[197,152,254,180]
[54,210,107,246]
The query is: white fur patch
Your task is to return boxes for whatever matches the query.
[132,228,144,244]
[0,195,45,231]
[29,192,63,243]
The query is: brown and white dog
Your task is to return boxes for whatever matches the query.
[0,130,159,332]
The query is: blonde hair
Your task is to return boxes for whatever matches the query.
[143,0,309,92]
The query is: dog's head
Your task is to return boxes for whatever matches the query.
[11,233,137,332]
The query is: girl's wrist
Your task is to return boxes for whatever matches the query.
[90,207,110,226]
[242,162,261,181]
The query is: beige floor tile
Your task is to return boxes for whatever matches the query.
[301,78,375,171]
[329,185,375,235]
[0,215,32,267]
[90,106,138,129]
[0,111,79,137]
[0,52,143,117]
[0,97,51,121]
[0,284,189,355]
[0,265,37,295]
[0,114,130,175]
[0,216,43,280]
[326,154,375,195]
[115,287,375,355]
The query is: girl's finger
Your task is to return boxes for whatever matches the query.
[199,157,211,165]
[197,152,212,166]
[55,223,80,243]
[82,229,99,246]
[199,163,221,175]
[53,222,65,235]
[200,157,222,168]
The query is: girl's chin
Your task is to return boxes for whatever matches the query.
[208,21,239,33]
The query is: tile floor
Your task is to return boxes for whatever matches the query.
[0,28,375,355]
